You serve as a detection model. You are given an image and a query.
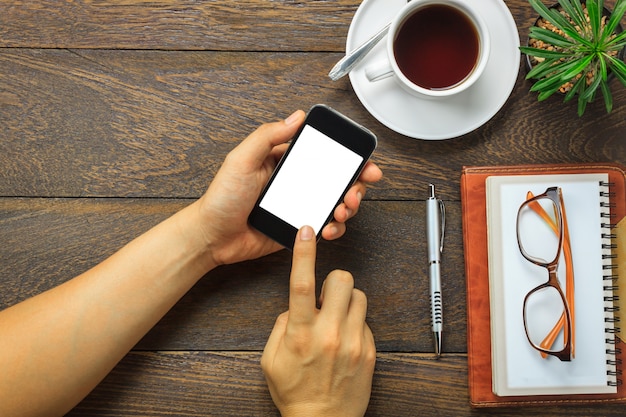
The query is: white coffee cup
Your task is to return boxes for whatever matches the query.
[365,0,490,99]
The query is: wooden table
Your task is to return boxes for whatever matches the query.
[1,1,625,415]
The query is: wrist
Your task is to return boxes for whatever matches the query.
[171,200,219,274]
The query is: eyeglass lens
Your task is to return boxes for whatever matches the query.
[518,196,561,265]
[524,285,569,353]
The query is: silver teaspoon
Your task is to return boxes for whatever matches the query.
[328,22,391,81]
[328,0,410,81]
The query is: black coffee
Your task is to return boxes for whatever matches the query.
[393,5,480,90]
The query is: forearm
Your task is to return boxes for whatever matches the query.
[0,200,215,417]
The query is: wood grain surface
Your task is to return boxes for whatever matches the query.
[1,0,625,415]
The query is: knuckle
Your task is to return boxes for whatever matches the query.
[364,344,377,369]
[364,328,377,366]
[221,150,238,168]
[253,121,273,137]
[285,329,314,355]
[342,335,376,370]
[260,352,271,372]
[290,278,315,297]
[345,341,363,366]
[327,269,354,287]
[275,311,289,326]
[352,288,368,305]
[320,330,342,354]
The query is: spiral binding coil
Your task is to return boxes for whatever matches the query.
[600,181,622,387]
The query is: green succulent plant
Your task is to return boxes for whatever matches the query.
[519,0,626,115]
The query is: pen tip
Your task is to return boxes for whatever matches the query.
[434,331,442,357]
[429,183,435,198]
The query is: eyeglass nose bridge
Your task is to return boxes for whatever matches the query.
[546,262,560,282]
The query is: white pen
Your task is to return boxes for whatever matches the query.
[426,184,445,357]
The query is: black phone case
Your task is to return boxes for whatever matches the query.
[248,104,377,250]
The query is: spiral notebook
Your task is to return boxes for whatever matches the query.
[461,163,625,407]
[486,174,617,396]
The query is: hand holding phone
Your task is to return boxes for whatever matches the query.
[248,105,377,250]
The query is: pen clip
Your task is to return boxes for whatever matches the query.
[438,198,445,254]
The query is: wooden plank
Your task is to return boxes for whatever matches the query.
[0,0,359,51]
[67,351,626,416]
[1,49,625,200]
[0,0,538,52]
[0,198,467,353]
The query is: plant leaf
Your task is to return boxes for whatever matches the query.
[519,46,571,59]
[559,54,594,80]
[606,53,626,74]
[599,53,608,81]
[526,57,560,79]
[605,30,626,49]
[559,0,587,32]
[529,26,576,48]
[528,0,590,45]
[564,74,586,102]
[612,68,626,86]
[545,3,593,46]
[526,57,575,80]
[530,73,568,93]
[535,77,566,100]
[581,67,602,101]
[603,0,626,42]
[606,54,626,86]
[571,0,588,24]
[537,88,561,101]
[529,0,560,23]
[587,0,602,41]
[599,78,613,113]
[550,19,593,47]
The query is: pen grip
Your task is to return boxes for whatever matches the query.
[429,262,443,332]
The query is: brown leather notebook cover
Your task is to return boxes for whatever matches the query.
[461,163,626,407]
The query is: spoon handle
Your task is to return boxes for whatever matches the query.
[328,23,390,81]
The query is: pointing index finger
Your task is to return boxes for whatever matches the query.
[288,226,318,326]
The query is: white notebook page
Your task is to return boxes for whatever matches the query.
[486,173,616,396]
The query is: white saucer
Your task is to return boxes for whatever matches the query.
[347,0,520,140]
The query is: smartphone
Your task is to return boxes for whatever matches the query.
[248,105,377,250]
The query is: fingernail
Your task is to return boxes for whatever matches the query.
[357,191,363,203]
[284,110,301,125]
[300,225,314,241]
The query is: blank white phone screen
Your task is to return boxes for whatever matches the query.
[259,124,364,234]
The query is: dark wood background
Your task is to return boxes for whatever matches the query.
[1,1,625,415]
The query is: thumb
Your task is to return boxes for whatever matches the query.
[234,110,305,167]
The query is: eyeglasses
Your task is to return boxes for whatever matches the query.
[516,186,575,362]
